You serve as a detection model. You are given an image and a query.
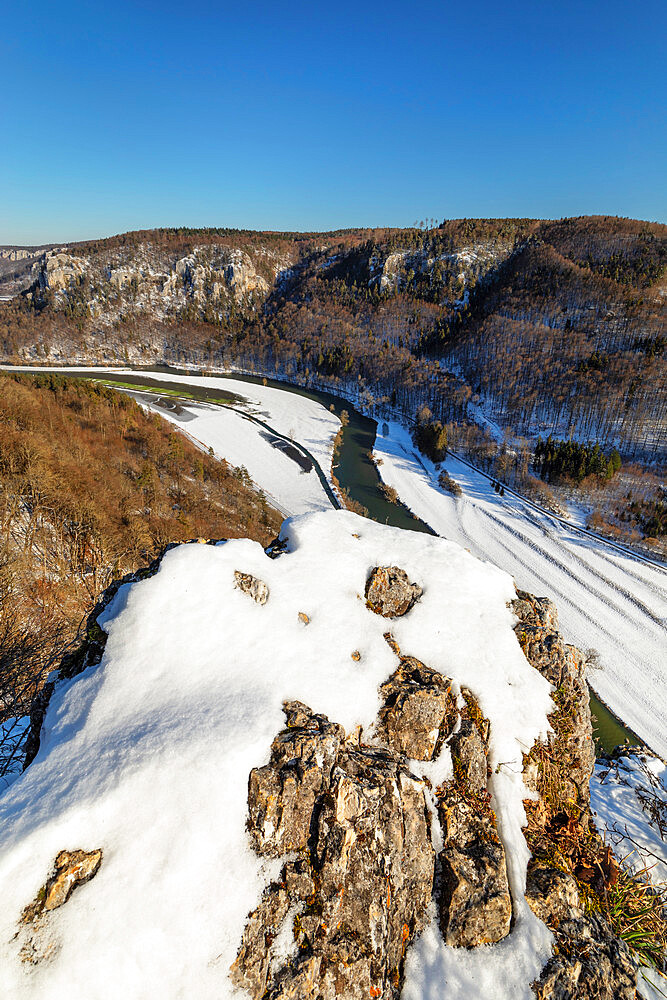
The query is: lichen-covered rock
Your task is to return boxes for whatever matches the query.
[236,721,434,999]
[21,849,103,924]
[513,591,595,816]
[229,877,292,997]
[449,719,488,795]
[511,590,559,632]
[525,865,581,928]
[18,848,104,966]
[314,746,434,975]
[247,703,344,855]
[43,850,103,911]
[377,656,457,761]
[438,788,512,947]
[365,566,422,618]
[234,570,269,605]
[532,913,639,1000]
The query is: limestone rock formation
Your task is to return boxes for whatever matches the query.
[532,913,639,1000]
[247,702,344,856]
[525,865,581,927]
[365,566,422,618]
[435,689,512,948]
[17,849,103,966]
[438,788,513,947]
[21,849,103,923]
[234,703,435,999]
[448,716,488,796]
[377,656,456,761]
[512,590,595,817]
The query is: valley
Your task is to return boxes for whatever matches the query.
[4,364,663,760]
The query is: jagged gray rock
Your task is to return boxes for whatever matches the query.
[365,566,422,618]
[525,865,581,927]
[449,718,488,796]
[532,913,639,1000]
[512,591,595,816]
[235,708,434,999]
[377,656,457,761]
[247,702,344,856]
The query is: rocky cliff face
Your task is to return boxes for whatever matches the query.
[4,231,514,328]
[24,242,289,324]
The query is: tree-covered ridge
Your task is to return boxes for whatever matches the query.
[0,373,281,747]
[0,216,664,464]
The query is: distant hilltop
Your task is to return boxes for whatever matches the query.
[0,215,665,460]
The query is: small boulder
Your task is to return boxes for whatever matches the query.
[44,850,103,911]
[377,656,457,761]
[365,566,422,618]
[533,913,638,1000]
[525,865,581,928]
[234,571,269,605]
[449,720,488,795]
[21,848,103,931]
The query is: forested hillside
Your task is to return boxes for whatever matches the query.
[1,216,665,460]
[0,374,281,780]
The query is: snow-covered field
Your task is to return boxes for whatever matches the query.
[374,422,667,760]
[591,750,667,885]
[113,369,341,500]
[136,393,336,517]
[0,511,555,998]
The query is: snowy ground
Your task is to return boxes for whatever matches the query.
[591,750,667,1000]
[373,422,667,760]
[0,511,555,998]
[135,392,336,517]
[110,369,341,498]
[591,750,667,885]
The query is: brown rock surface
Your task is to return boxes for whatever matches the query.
[365,566,422,618]
[247,702,344,856]
[438,788,512,947]
[532,913,638,1000]
[377,656,457,761]
[525,865,581,928]
[235,711,434,999]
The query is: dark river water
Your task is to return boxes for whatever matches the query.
[53,364,639,753]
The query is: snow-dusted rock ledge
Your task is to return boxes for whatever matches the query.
[0,511,643,998]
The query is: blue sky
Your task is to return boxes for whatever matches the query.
[2,0,665,243]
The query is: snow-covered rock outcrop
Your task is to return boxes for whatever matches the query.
[0,512,642,998]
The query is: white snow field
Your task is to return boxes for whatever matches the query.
[113,369,342,501]
[374,422,667,760]
[591,751,667,885]
[0,511,557,999]
[137,394,335,517]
